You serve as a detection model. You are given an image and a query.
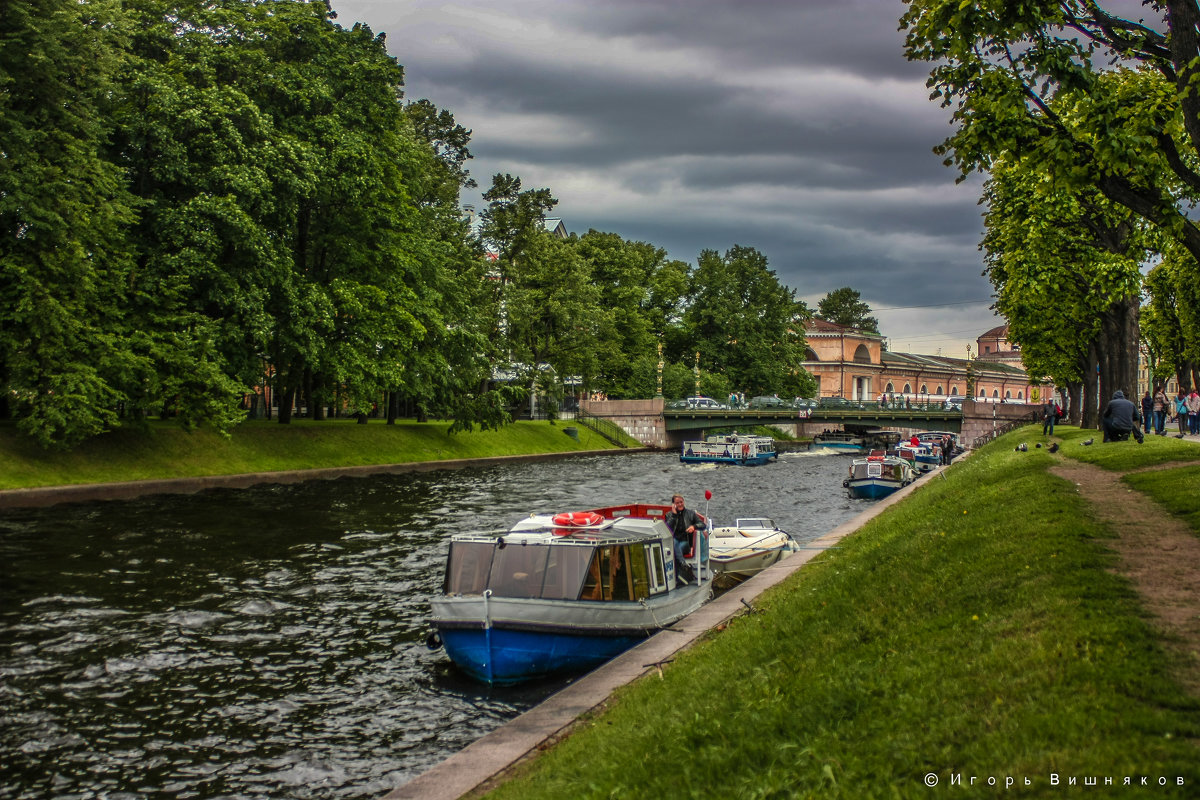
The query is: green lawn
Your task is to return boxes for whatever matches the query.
[0,418,632,490]
[479,426,1200,799]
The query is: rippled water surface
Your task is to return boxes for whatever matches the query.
[0,450,864,799]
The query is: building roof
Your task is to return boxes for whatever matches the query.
[979,323,1009,340]
[804,318,884,338]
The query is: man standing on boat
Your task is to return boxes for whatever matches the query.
[665,494,705,583]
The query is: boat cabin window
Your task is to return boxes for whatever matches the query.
[580,544,653,602]
[444,541,495,595]
[488,543,551,598]
[648,543,668,594]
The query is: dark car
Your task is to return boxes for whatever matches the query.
[748,395,787,409]
[818,396,864,409]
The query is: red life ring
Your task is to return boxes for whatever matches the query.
[551,511,604,528]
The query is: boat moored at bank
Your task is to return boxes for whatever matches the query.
[811,430,866,453]
[708,518,798,586]
[843,453,916,499]
[429,503,713,684]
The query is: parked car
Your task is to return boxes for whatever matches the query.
[748,395,787,409]
[944,395,966,411]
[684,395,727,410]
[818,396,864,409]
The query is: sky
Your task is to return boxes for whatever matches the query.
[330,0,1002,358]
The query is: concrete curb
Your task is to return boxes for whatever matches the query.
[382,457,962,800]
[0,449,650,510]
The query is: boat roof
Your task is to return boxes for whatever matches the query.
[451,514,669,547]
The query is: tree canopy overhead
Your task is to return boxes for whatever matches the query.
[1,0,828,447]
[901,0,1200,406]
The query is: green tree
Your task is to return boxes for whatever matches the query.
[573,231,690,398]
[980,158,1145,426]
[816,287,879,332]
[0,0,137,446]
[1142,246,1200,391]
[901,2,1200,398]
[684,246,814,398]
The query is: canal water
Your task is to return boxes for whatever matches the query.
[0,449,866,799]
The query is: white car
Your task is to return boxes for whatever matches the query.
[685,396,727,410]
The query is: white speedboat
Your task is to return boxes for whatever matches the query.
[707,518,798,586]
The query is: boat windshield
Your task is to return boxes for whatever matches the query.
[444,540,664,601]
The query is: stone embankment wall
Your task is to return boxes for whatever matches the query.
[580,398,668,448]
[960,400,1040,446]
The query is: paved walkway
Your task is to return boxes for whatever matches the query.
[382,460,955,800]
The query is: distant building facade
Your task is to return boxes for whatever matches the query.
[802,319,1045,404]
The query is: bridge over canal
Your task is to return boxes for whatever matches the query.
[579,398,1038,450]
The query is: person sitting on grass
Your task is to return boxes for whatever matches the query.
[1101,390,1144,444]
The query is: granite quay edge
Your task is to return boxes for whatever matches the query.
[0,448,652,510]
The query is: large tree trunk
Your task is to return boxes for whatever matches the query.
[1080,345,1100,430]
[386,390,398,425]
[1067,380,1083,426]
[1096,295,1140,404]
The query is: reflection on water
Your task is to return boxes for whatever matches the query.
[0,450,861,799]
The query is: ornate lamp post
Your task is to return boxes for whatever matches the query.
[694,351,701,397]
[656,341,664,399]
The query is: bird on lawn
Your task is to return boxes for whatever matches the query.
[1081,438,1094,446]
[1049,443,1059,453]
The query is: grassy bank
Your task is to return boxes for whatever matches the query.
[481,425,1200,799]
[0,418,633,490]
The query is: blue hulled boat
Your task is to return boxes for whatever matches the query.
[680,433,776,465]
[429,504,712,684]
[843,453,916,499]
[811,430,866,454]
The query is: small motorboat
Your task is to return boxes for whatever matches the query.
[708,518,798,586]
[428,503,713,684]
[843,452,916,499]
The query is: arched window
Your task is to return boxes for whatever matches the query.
[993,389,1000,398]
[1005,390,1012,399]
[1017,391,1023,399]
[979,389,986,398]
[936,385,943,395]
[885,383,894,393]
[853,344,872,363]
[903,383,912,394]
[920,384,928,394]
[952,385,959,395]
[805,348,819,361]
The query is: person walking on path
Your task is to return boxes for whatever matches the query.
[1153,385,1169,435]
[1175,390,1189,435]
[1141,391,1153,431]
[1188,388,1200,435]
[1042,397,1057,436]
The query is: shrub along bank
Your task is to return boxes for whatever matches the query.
[479,426,1200,799]
[0,419,632,491]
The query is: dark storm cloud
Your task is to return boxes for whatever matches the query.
[331,0,1002,350]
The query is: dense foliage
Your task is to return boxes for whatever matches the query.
[1,0,816,447]
[902,0,1200,410]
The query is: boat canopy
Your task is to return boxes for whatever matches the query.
[443,509,675,603]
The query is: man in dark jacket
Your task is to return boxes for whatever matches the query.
[664,494,705,583]
[1102,390,1144,443]
[1042,398,1057,436]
